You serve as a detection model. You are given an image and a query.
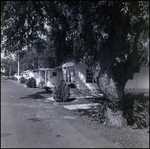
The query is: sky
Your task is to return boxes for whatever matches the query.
[1,52,16,60]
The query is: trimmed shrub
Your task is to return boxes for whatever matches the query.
[53,80,70,102]
[26,77,36,88]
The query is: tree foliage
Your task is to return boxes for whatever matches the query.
[1,57,17,76]
[1,1,149,68]
[67,1,149,69]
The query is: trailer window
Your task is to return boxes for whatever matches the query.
[52,72,57,76]
[86,69,93,83]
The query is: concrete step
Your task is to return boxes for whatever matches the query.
[70,88,80,94]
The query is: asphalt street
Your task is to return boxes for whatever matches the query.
[1,77,122,148]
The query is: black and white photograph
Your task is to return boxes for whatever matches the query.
[1,1,149,148]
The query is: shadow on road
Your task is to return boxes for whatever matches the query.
[20,93,45,100]
[85,98,105,104]
[66,98,76,102]
[36,90,53,94]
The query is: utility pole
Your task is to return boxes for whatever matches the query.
[9,62,11,78]
[17,54,20,82]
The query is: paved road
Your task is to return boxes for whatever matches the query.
[1,77,122,148]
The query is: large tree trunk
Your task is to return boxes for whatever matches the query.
[98,72,127,127]
[92,60,127,127]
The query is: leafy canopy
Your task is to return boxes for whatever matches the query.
[1,1,149,69]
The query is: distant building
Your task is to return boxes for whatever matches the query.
[33,68,62,90]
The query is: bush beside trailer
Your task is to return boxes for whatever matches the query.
[60,62,100,93]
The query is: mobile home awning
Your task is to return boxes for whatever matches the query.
[34,68,55,71]
[62,62,75,68]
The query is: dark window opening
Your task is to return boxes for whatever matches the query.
[52,72,57,76]
[69,69,71,82]
[86,69,94,83]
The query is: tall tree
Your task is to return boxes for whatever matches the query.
[43,1,74,65]
[1,1,149,127]
[66,1,149,126]
[1,1,71,67]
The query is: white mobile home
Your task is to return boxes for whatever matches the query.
[58,62,149,94]
[58,62,100,94]
[33,68,63,90]
[20,70,35,80]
